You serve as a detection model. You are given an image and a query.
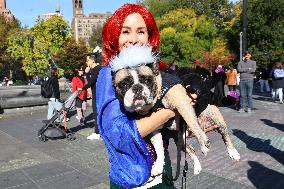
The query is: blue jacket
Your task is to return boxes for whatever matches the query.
[96,66,152,188]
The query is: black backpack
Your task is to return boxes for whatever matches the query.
[41,79,53,98]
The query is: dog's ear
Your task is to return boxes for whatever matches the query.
[147,61,160,76]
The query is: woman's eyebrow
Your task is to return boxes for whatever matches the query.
[121,26,147,30]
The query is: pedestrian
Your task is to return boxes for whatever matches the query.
[226,64,238,91]
[81,55,101,140]
[96,4,176,188]
[270,62,284,103]
[259,67,271,93]
[72,67,88,126]
[213,65,226,105]
[47,68,63,120]
[237,51,256,113]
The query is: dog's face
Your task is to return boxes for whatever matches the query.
[113,64,160,114]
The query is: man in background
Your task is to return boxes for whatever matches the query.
[237,51,256,113]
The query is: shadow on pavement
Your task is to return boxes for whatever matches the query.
[248,161,284,189]
[232,129,284,165]
[260,119,284,132]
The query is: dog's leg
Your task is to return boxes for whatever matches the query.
[163,84,210,155]
[204,105,240,161]
[185,144,202,175]
[150,131,165,176]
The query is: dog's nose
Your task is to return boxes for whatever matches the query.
[132,84,143,94]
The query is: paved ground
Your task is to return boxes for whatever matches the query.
[0,92,284,189]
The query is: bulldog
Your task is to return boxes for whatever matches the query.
[110,45,210,177]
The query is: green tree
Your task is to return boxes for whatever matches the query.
[7,15,71,76]
[246,0,284,68]
[157,8,220,67]
[7,29,50,76]
[32,15,71,55]
[54,39,89,79]
[0,15,20,78]
[88,25,103,49]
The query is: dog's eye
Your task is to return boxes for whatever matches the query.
[140,76,153,85]
[118,77,133,89]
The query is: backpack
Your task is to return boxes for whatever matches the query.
[41,79,53,98]
[273,69,284,79]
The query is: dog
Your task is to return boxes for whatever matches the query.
[110,45,210,177]
[177,73,241,175]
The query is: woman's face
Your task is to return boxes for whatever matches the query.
[118,13,149,51]
[78,69,84,76]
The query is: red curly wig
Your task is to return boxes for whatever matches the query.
[102,4,160,66]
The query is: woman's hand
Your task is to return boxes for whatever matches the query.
[136,108,176,137]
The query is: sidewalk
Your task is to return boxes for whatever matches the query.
[0,93,283,189]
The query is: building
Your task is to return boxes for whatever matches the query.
[41,5,63,21]
[0,0,14,20]
[71,0,111,43]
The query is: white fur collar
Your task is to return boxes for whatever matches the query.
[110,45,157,72]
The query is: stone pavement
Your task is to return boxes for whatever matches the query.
[0,92,283,189]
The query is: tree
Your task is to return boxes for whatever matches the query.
[246,0,284,68]
[0,15,20,79]
[7,15,72,77]
[88,25,103,49]
[156,8,219,67]
[32,15,71,55]
[54,39,89,79]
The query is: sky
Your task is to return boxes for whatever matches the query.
[6,0,239,28]
[6,0,138,27]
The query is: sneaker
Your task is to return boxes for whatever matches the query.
[247,108,252,113]
[87,133,100,140]
[238,109,245,113]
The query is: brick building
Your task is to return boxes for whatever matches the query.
[0,0,14,20]
[71,0,111,43]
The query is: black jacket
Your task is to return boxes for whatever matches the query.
[83,65,101,94]
[49,76,60,99]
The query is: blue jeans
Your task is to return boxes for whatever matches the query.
[239,80,254,109]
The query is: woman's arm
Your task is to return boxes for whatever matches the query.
[136,108,175,137]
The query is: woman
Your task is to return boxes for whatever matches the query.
[270,62,284,103]
[226,64,238,91]
[213,65,226,105]
[72,67,87,126]
[96,4,176,189]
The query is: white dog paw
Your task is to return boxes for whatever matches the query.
[151,162,163,176]
[201,145,210,156]
[193,157,202,175]
[227,147,240,161]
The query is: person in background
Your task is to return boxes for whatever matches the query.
[81,55,101,140]
[96,4,176,188]
[213,65,226,105]
[226,64,238,91]
[237,51,256,113]
[270,62,284,104]
[72,67,88,126]
[47,68,63,120]
[259,67,271,93]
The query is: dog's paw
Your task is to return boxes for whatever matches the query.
[151,162,164,176]
[201,144,210,156]
[227,147,240,161]
[193,156,202,175]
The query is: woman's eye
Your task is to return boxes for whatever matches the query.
[122,30,129,34]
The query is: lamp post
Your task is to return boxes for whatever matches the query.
[93,45,102,65]
[240,32,243,62]
[242,0,248,53]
